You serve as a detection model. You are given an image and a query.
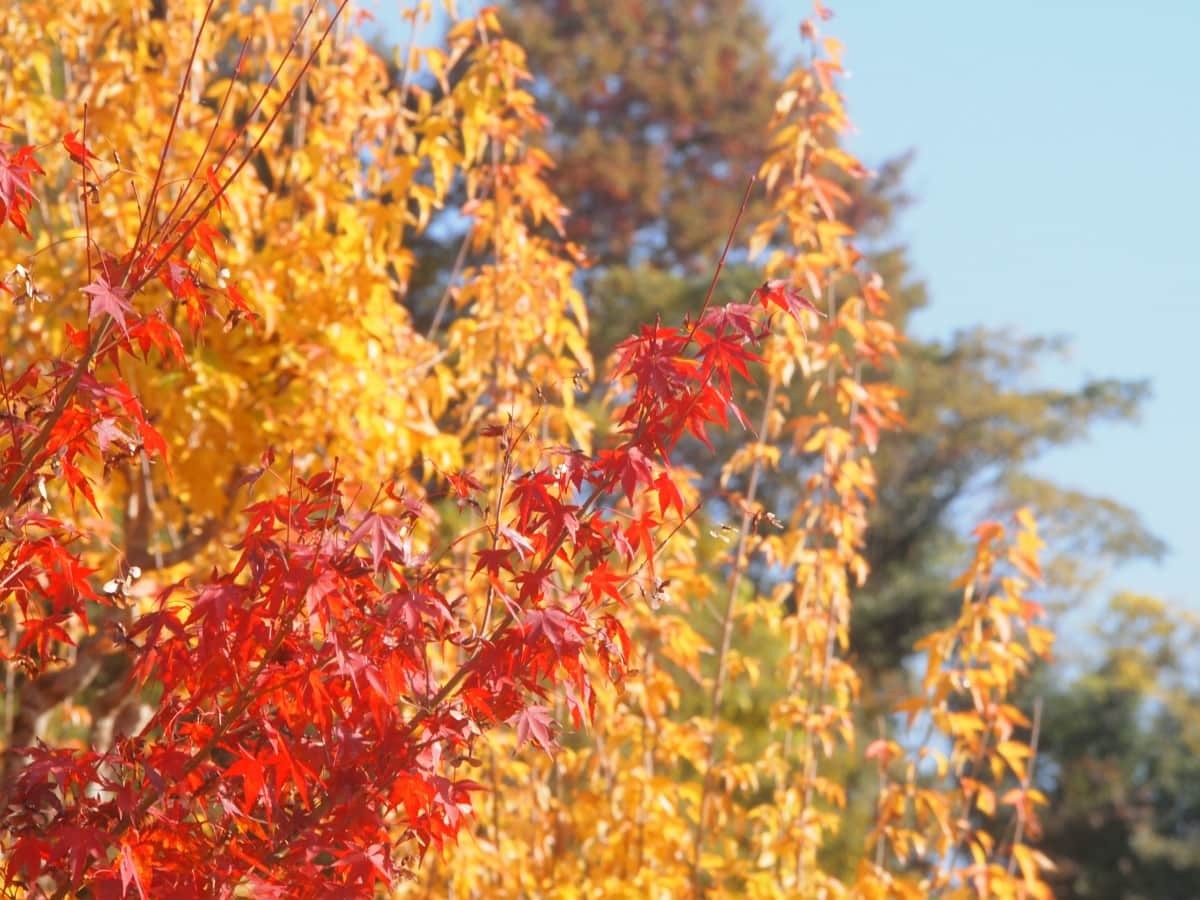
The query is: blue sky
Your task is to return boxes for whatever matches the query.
[758,0,1199,611]
[371,1,1198,611]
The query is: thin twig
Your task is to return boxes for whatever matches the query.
[426,224,475,339]
[140,0,349,283]
[687,176,756,342]
[154,35,252,239]
[125,0,218,272]
[1006,696,1044,876]
[691,373,778,890]
[81,103,93,284]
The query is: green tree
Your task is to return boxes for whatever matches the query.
[1035,594,1200,898]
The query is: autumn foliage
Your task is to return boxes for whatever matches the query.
[0,1,1054,896]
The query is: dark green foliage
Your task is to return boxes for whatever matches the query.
[1037,595,1200,898]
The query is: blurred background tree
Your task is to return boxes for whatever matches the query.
[1035,594,1200,897]
[385,0,1187,891]
[499,0,775,271]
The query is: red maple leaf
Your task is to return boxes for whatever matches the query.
[653,471,686,518]
[94,418,134,455]
[513,705,557,753]
[63,131,100,175]
[181,218,222,264]
[584,561,625,606]
[118,842,149,899]
[204,164,229,213]
[594,444,655,504]
[349,512,412,573]
[694,326,763,394]
[473,546,514,578]
[128,313,186,364]
[624,511,659,559]
[753,279,822,320]
[82,277,134,335]
[526,606,585,658]
[0,140,44,237]
[445,468,483,507]
[498,523,535,560]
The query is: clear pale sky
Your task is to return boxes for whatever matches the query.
[371,1,1199,610]
[758,0,1198,610]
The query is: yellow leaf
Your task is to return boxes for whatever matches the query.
[996,740,1032,781]
[975,785,996,817]
[1013,842,1038,884]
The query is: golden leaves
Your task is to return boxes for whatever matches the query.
[865,509,1056,896]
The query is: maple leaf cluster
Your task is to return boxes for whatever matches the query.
[0,129,44,239]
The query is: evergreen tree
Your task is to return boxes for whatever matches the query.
[503,0,776,271]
